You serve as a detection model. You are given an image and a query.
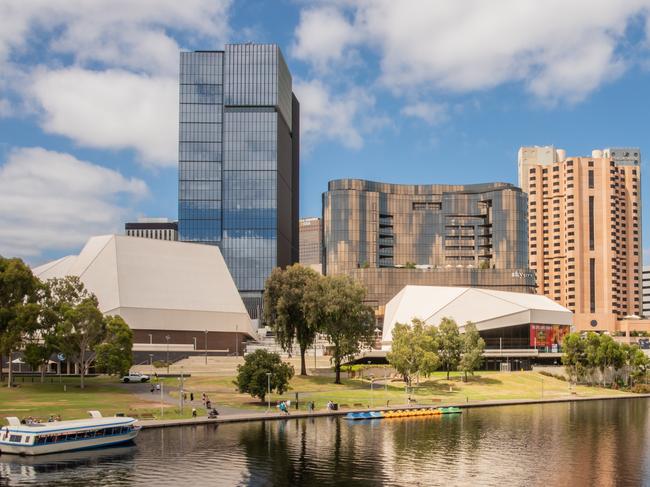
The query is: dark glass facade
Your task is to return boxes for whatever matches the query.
[323,179,535,313]
[178,45,299,317]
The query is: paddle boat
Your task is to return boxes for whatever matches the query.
[0,411,140,456]
[346,407,462,421]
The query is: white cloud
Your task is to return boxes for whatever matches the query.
[0,0,232,165]
[401,102,448,125]
[293,79,379,150]
[0,0,231,75]
[0,147,148,260]
[292,7,358,72]
[31,68,178,166]
[293,0,650,102]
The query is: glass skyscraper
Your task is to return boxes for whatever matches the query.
[178,44,299,317]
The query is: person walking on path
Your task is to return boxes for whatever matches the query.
[279,401,290,415]
[190,392,194,402]
[192,408,197,418]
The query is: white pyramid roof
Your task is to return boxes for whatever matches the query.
[33,235,254,337]
[382,285,572,349]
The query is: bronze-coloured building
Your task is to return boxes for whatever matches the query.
[299,217,322,273]
[322,179,535,316]
[519,146,642,332]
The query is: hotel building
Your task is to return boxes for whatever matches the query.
[322,179,535,318]
[518,147,642,332]
[299,217,322,273]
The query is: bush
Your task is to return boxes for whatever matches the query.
[538,370,567,381]
[630,383,650,394]
[152,360,169,369]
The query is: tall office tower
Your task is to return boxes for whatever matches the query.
[125,218,178,241]
[323,179,534,316]
[643,266,650,317]
[518,147,642,332]
[178,45,300,319]
[299,217,322,273]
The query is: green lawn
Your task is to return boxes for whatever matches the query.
[0,371,633,422]
[0,376,197,421]
[172,371,630,411]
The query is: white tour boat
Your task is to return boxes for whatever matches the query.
[0,411,140,456]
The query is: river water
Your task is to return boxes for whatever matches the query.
[2,398,650,486]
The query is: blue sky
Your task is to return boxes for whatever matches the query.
[0,0,649,265]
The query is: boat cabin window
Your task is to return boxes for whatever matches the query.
[33,425,132,445]
[9,434,22,443]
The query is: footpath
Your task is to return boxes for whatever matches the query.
[137,392,650,430]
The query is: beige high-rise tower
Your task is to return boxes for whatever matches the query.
[518,146,642,332]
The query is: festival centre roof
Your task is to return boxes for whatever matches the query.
[382,285,572,349]
[33,235,255,337]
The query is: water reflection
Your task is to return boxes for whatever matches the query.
[1,399,649,486]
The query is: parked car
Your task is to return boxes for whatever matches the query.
[121,372,150,383]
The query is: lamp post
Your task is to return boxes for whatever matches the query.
[148,333,153,345]
[165,335,171,374]
[370,378,375,408]
[266,372,272,412]
[149,354,153,366]
[235,324,239,356]
[193,337,197,350]
[204,330,208,365]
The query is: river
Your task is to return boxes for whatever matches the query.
[1,398,649,486]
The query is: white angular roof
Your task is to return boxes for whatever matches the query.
[33,235,254,337]
[382,285,572,349]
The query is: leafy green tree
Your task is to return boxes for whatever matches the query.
[594,334,624,386]
[0,256,40,386]
[438,317,463,380]
[263,264,321,376]
[57,297,106,389]
[562,332,587,383]
[459,322,485,381]
[305,275,375,384]
[404,261,416,269]
[95,315,133,376]
[626,344,650,385]
[387,319,439,386]
[234,349,294,402]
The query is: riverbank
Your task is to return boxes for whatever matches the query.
[0,371,634,422]
[137,392,650,429]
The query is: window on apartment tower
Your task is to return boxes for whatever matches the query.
[589,196,595,250]
[588,170,594,189]
[590,258,596,313]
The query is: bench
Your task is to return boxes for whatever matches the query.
[430,398,442,403]
[353,403,365,408]
[339,404,349,409]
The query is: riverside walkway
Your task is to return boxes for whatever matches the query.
[137,392,650,430]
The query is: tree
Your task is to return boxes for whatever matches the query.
[57,296,106,389]
[304,275,375,384]
[404,261,416,269]
[263,264,321,376]
[387,319,439,386]
[95,315,133,376]
[459,322,485,381]
[234,349,294,402]
[438,317,463,380]
[562,332,587,383]
[0,256,40,386]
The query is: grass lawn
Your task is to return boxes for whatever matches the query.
[168,371,631,412]
[0,376,196,421]
[0,371,633,422]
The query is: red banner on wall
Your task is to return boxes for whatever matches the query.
[530,324,569,348]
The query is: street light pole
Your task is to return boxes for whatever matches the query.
[266,372,272,412]
[204,330,208,365]
[165,335,171,374]
[235,324,239,356]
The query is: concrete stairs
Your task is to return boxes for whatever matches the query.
[131,354,334,376]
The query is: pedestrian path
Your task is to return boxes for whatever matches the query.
[136,392,650,430]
